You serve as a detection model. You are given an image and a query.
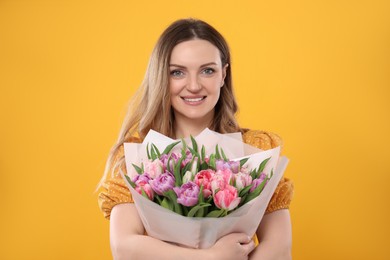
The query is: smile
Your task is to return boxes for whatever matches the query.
[181,96,206,105]
[182,97,205,102]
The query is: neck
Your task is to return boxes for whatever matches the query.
[173,114,213,139]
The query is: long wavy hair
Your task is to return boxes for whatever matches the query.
[98,18,241,186]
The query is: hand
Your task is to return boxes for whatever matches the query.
[207,233,255,260]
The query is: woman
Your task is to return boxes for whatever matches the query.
[98,18,293,260]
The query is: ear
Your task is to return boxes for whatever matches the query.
[221,63,229,87]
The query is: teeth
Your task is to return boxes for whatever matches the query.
[184,97,204,102]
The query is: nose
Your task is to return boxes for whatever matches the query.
[186,74,202,92]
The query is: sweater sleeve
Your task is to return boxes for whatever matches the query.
[242,129,294,214]
[98,137,141,219]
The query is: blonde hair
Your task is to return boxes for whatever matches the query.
[98,18,241,187]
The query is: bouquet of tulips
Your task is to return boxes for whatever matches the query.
[122,129,288,248]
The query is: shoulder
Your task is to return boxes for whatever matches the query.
[126,135,142,143]
[241,128,283,150]
[113,135,142,158]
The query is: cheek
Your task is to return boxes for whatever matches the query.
[169,80,183,95]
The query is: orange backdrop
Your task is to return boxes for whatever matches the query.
[1,0,389,259]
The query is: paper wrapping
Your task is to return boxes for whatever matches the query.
[122,128,289,249]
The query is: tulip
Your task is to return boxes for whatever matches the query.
[234,172,253,190]
[210,168,233,193]
[133,173,154,200]
[250,173,268,192]
[214,184,241,210]
[144,159,164,179]
[149,171,175,195]
[194,169,215,198]
[173,182,199,207]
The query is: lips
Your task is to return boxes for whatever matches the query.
[181,96,206,105]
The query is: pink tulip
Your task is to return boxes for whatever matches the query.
[194,169,215,198]
[144,159,164,179]
[133,174,154,200]
[234,172,253,190]
[210,168,233,193]
[214,184,241,210]
[135,184,154,200]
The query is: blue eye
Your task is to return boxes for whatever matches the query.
[202,68,215,75]
[170,70,184,77]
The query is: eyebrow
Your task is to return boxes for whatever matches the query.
[169,62,218,68]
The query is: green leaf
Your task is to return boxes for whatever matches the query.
[187,203,211,217]
[215,144,221,160]
[230,176,235,186]
[238,194,248,207]
[250,169,257,179]
[198,185,204,203]
[269,168,274,179]
[162,140,181,155]
[182,206,189,216]
[258,157,271,173]
[140,187,149,200]
[124,174,136,188]
[221,209,228,217]
[206,209,226,218]
[244,178,267,204]
[201,145,206,162]
[164,190,183,215]
[188,147,195,156]
[190,135,198,154]
[200,161,209,170]
[151,146,157,161]
[132,163,143,175]
[182,161,191,176]
[181,138,187,157]
[188,148,201,166]
[239,185,253,197]
[197,156,201,171]
[174,156,185,186]
[209,154,216,170]
[155,195,162,204]
[240,157,249,168]
[221,148,228,162]
[151,144,161,158]
[167,156,172,172]
[161,197,173,211]
[146,143,151,160]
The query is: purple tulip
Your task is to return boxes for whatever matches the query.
[181,150,193,167]
[149,171,175,195]
[250,173,268,192]
[173,182,199,207]
[216,160,240,173]
[132,173,151,184]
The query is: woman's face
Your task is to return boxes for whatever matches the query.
[169,39,227,126]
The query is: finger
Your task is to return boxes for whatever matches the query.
[240,240,255,254]
[235,233,251,244]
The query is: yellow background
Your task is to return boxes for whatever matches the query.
[1,0,389,259]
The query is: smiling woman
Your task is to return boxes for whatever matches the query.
[97,18,293,260]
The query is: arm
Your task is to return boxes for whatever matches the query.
[249,209,292,260]
[110,203,255,260]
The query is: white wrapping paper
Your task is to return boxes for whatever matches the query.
[122,128,289,249]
